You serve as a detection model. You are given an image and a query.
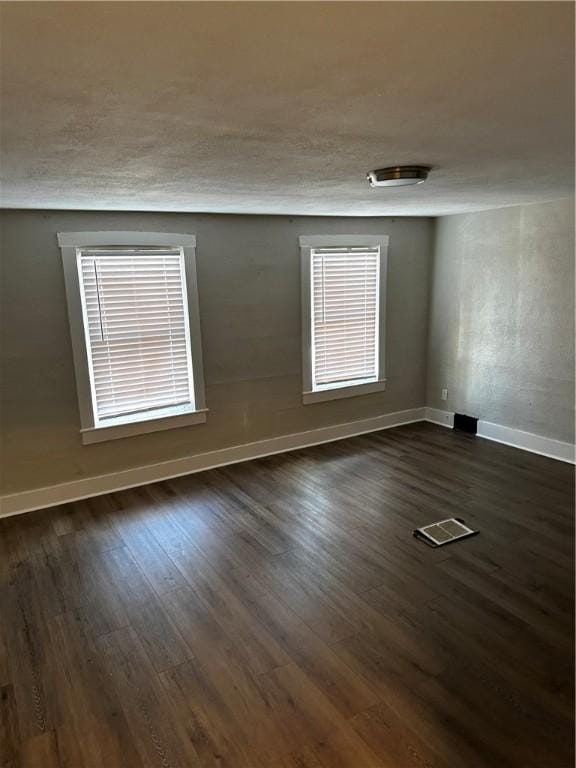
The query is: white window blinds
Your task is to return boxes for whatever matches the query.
[311,245,380,388]
[77,248,195,423]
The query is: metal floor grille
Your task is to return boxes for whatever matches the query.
[413,517,478,548]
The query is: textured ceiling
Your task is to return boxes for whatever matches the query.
[0,1,574,216]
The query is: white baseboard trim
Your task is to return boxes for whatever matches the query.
[0,407,426,518]
[477,419,575,465]
[3,406,572,518]
[424,407,575,464]
[424,407,454,428]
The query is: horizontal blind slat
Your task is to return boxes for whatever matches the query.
[311,246,380,388]
[79,248,194,421]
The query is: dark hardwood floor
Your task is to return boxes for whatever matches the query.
[0,422,574,767]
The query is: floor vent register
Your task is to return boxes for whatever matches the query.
[413,517,478,548]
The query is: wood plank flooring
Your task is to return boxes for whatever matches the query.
[0,422,574,767]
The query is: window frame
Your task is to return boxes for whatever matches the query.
[58,231,207,444]
[299,234,389,405]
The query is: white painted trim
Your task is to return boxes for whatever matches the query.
[81,408,208,445]
[424,407,454,428]
[300,234,389,403]
[57,231,196,248]
[477,420,575,464]
[0,408,425,518]
[299,234,390,248]
[3,407,573,518]
[58,232,207,443]
[423,408,575,463]
[303,379,387,404]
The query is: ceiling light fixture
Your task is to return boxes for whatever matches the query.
[367,165,430,187]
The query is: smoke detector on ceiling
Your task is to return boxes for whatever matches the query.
[367,166,430,187]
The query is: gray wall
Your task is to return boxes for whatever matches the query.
[427,199,575,443]
[1,210,432,495]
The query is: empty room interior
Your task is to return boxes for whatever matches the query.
[0,2,575,766]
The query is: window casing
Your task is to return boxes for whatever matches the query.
[59,232,207,444]
[300,235,388,404]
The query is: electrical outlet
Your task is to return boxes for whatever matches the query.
[441,388,448,401]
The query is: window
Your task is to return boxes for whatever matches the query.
[300,235,388,404]
[59,232,207,443]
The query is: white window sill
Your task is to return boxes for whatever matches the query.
[303,378,387,405]
[81,405,208,445]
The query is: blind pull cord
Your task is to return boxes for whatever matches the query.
[94,261,106,342]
